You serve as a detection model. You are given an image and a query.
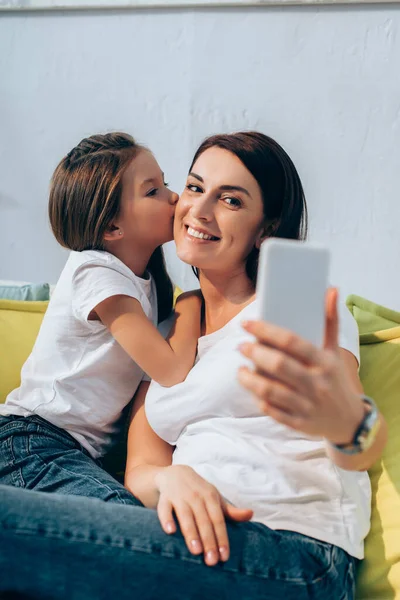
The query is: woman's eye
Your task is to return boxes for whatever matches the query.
[164,181,169,187]
[186,184,202,193]
[146,188,158,197]
[223,196,241,208]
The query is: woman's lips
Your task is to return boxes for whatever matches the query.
[184,225,220,243]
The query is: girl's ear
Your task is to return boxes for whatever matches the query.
[103,224,124,242]
[254,221,277,249]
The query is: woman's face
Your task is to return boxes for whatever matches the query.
[174,147,265,276]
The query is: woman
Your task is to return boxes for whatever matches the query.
[0,132,387,600]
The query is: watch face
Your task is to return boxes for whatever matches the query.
[359,416,381,451]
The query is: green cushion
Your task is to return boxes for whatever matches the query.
[346,295,400,600]
[0,281,50,302]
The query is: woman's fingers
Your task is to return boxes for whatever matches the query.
[197,496,228,565]
[223,503,253,522]
[204,495,232,563]
[324,287,339,351]
[174,502,204,558]
[238,366,312,418]
[242,319,320,366]
[157,496,177,534]
[178,498,221,566]
[239,342,312,396]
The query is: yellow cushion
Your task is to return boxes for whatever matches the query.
[0,286,184,406]
[0,299,48,403]
[347,295,400,600]
[173,285,183,305]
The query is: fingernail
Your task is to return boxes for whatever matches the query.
[205,550,218,565]
[219,545,229,561]
[190,539,202,553]
[237,366,248,378]
[241,320,250,329]
[165,521,175,534]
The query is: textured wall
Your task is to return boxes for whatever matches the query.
[0,7,399,308]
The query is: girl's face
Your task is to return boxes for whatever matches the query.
[174,147,265,276]
[116,150,178,250]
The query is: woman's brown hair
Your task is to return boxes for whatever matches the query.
[190,131,308,284]
[49,132,173,321]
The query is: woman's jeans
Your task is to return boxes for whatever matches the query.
[0,415,357,600]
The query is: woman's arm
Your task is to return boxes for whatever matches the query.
[124,381,173,507]
[324,350,387,471]
[124,382,253,566]
[94,291,202,387]
[238,288,387,472]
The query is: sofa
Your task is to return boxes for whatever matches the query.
[1,283,399,599]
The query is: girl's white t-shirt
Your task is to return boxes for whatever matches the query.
[1,250,157,459]
[145,300,371,559]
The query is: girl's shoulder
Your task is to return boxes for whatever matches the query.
[68,249,118,270]
[68,250,147,285]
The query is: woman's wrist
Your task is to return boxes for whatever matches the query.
[326,395,382,458]
[125,464,170,508]
[153,465,174,492]
[326,394,366,446]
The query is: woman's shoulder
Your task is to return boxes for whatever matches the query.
[338,300,360,362]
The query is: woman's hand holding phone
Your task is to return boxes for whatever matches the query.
[237,287,365,446]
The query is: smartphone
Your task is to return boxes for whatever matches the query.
[256,239,331,347]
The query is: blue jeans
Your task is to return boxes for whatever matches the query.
[0,415,357,599]
[0,414,137,503]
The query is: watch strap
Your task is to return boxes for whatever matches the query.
[330,395,380,455]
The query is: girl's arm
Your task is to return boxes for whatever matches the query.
[94,291,202,387]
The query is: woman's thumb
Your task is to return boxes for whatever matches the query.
[223,502,253,522]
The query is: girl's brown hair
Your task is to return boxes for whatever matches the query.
[49,132,173,321]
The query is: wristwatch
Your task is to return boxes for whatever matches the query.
[330,395,381,455]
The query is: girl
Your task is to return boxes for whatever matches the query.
[0,132,201,502]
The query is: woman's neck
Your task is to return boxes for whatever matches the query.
[199,269,255,336]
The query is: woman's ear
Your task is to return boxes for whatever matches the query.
[254,221,277,249]
[103,224,123,242]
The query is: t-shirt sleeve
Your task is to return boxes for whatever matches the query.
[338,300,360,364]
[71,261,143,325]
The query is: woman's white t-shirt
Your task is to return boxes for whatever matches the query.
[145,300,371,559]
[1,250,157,459]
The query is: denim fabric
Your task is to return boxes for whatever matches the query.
[0,415,138,504]
[0,484,357,600]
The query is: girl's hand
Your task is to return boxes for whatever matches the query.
[154,465,253,566]
[238,288,365,446]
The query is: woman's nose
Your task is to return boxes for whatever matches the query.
[190,197,213,221]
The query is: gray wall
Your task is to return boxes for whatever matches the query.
[1,6,399,307]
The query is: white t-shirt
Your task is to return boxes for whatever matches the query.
[145,300,371,559]
[1,250,157,459]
